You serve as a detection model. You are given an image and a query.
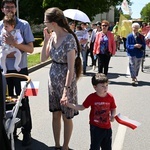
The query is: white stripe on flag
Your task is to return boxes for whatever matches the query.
[115,113,141,130]
[21,81,39,96]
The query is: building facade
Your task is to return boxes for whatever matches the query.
[93,6,115,23]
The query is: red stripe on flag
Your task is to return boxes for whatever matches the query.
[25,89,38,96]
[115,113,141,130]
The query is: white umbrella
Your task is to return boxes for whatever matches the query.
[63,9,91,23]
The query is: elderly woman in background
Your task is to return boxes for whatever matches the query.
[93,20,116,75]
[126,22,146,85]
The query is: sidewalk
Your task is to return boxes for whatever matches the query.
[27,47,42,55]
[33,47,42,54]
[15,49,150,150]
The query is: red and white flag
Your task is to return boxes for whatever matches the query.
[115,113,141,130]
[21,81,39,96]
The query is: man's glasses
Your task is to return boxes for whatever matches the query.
[101,25,108,27]
[3,6,16,9]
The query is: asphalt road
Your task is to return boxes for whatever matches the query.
[14,47,150,150]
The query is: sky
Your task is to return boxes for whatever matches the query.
[129,0,149,18]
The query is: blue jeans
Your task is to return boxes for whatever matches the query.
[81,49,87,72]
[90,125,112,150]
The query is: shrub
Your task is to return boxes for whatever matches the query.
[31,23,45,39]
[34,38,43,47]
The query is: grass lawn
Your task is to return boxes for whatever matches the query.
[27,53,41,68]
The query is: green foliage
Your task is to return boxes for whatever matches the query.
[19,0,44,24]
[0,0,133,24]
[141,2,150,22]
[31,24,45,38]
[42,0,128,21]
[33,38,43,47]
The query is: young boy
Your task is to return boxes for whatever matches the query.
[61,73,117,150]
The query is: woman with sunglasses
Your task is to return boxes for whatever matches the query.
[93,20,116,75]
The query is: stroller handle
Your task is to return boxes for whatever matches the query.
[5,73,31,84]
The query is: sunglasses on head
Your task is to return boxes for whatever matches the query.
[102,25,108,27]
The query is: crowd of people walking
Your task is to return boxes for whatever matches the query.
[67,18,150,86]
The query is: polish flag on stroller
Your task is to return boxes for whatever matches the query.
[21,81,39,96]
[3,73,33,150]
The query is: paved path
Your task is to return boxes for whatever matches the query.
[14,45,150,150]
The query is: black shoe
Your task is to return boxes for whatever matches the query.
[22,133,31,146]
[83,70,86,75]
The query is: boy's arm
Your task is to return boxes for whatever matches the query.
[110,108,116,122]
[67,102,86,111]
[60,98,86,111]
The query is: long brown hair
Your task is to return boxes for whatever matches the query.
[45,7,82,80]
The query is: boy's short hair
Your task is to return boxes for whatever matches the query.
[1,0,16,8]
[91,73,108,86]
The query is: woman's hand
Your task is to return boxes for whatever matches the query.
[43,27,51,41]
[60,90,69,106]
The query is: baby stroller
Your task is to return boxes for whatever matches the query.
[0,69,11,150]
[3,73,31,150]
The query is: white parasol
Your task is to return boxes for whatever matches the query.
[63,9,91,23]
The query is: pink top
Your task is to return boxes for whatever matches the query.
[93,31,116,55]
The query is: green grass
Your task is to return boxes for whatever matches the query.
[28,53,41,68]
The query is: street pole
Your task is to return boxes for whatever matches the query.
[16,0,19,18]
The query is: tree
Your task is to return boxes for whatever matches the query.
[42,0,131,21]
[19,0,44,24]
[141,2,150,22]
[0,0,132,24]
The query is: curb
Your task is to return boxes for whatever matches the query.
[28,59,52,74]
